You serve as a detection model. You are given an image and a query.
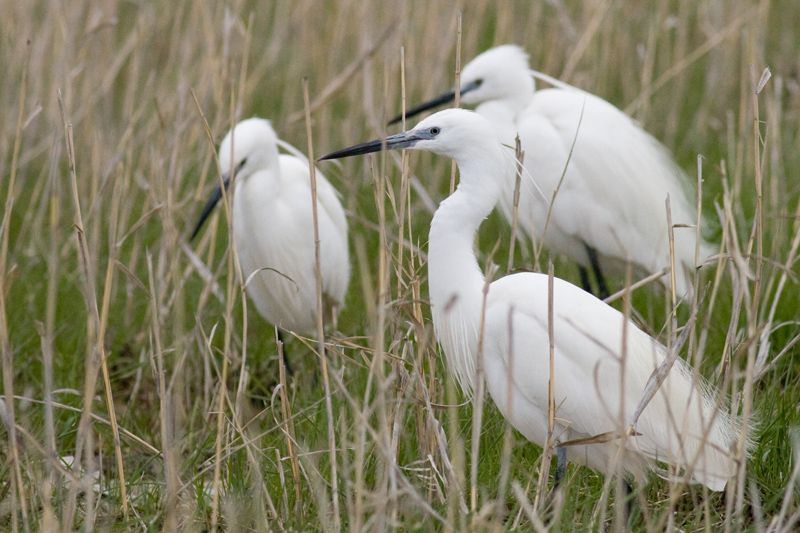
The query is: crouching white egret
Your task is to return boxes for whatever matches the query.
[192,118,350,371]
[391,45,713,299]
[321,109,749,492]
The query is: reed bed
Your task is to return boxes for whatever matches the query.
[0,0,798,530]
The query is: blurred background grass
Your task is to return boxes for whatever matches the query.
[1,0,799,530]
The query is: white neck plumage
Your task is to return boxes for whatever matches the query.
[426,145,507,394]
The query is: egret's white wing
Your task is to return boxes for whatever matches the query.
[233,169,318,333]
[484,272,738,487]
[512,88,707,293]
[279,155,350,308]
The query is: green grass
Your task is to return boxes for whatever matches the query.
[1,0,799,530]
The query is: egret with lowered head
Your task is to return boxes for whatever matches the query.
[193,118,350,371]
[392,45,713,298]
[321,109,748,492]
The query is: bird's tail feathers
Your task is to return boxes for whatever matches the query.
[634,359,754,491]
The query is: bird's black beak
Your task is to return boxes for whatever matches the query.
[318,130,429,161]
[388,80,481,125]
[189,174,231,241]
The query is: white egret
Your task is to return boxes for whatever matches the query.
[192,118,350,370]
[321,109,748,491]
[391,45,713,298]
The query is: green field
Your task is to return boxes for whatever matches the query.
[1,1,799,530]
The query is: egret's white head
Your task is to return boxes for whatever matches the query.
[388,45,534,124]
[218,117,280,179]
[459,45,533,105]
[320,109,505,185]
[190,117,279,240]
[407,109,499,160]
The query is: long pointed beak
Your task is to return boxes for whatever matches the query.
[318,130,427,161]
[388,80,481,125]
[190,174,231,241]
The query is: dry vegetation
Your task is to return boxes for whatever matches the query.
[1,0,799,531]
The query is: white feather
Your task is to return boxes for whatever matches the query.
[220,118,350,334]
[454,45,713,297]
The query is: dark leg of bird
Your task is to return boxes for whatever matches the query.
[621,479,634,525]
[578,266,593,294]
[277,329,293,377]
[585,245,610,299]
[553,446,567,488]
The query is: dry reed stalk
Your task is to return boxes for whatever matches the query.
[445,360,467,532]
[365,69,394,528]
[536,99,585,265]
[351,235,371,532]
[468,253,495,516]
[666,196,678,314]
[689,155,704,365]
[210,327,230,532]
[303,78,340,530]
[39,116,63,529]
[612,258,634,533]
[192,86,238,532]
[95,156,129,518]
[602,268,670,305]
[533,262,556,511]
[395,46,410,301]
[507,135,524,273]
[732,63,770,520]
[146,254,177,531]
[232,16,254,430]
[492,306,517,531]
[277,335,303,520]
[448,12,462,195]
[58,89,126,529]
[274,446,289,523]
[697,174,732,363]
[0,42,31,533]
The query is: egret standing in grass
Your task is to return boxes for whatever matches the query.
[321,109,748,491]
[392,45,713,298]
[192,118,350,371]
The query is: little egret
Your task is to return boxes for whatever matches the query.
[321,109,748,491]
[192,118,350,370]
[391,45,713,298]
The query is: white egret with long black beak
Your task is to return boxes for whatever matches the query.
[391,45,712,298]
[320,109,748,491]
[192,118,350,371]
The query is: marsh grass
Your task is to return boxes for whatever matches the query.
[1,0,799,530]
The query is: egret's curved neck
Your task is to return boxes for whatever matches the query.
[427,146,505,393]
